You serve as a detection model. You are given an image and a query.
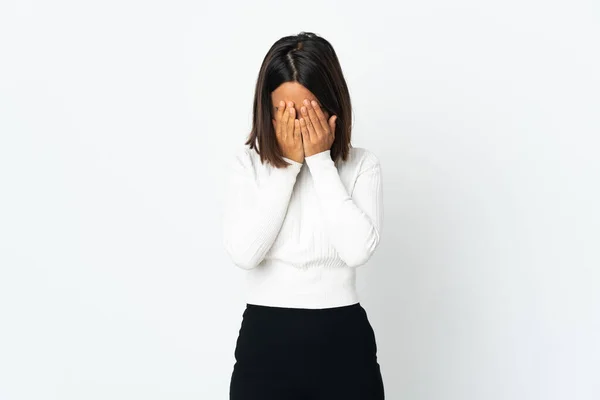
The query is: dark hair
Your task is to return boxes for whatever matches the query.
[245,31,353,168]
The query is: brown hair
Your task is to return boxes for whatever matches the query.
[245,31,353,168]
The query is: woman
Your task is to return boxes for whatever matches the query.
[222,31,385,400]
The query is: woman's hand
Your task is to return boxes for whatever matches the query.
[272,100,304,164]
[299,98,338,157]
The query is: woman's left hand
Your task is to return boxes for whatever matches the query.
[299,98,338,157]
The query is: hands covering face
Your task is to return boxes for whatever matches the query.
[298,98,337,158]
[273,99,338,163]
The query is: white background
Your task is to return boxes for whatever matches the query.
[1,1,599,399]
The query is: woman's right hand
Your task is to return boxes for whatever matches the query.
[272,100,304,164]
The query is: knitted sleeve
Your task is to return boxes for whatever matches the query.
[304,149,383,268]
[222,146,303,270]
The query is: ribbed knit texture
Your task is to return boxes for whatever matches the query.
[221,143,383,309]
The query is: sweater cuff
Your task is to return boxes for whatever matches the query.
[304,150,334,169]
[282,156,304,167]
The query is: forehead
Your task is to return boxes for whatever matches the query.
[271,81,318,107]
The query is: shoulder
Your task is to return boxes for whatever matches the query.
[228,144,260,172]
[347,146,381,175]
[233,143,262,162]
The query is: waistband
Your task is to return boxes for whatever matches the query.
[245,301,362,313]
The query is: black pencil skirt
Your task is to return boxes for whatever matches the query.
[229,302,385,400]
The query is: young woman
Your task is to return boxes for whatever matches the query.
[222,31,385,400]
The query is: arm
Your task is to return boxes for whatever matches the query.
[222,146,303,270]
[305,150,383,268]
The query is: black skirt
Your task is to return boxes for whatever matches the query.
[229,302,385,400]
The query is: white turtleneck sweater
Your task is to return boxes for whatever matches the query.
[221,143,383,309]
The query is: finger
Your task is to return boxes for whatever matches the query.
[287,103,295,138]
[328,115,337,139]
[302,101,319,138]
[310,100,330,133]
[299,117,310,142]
[281,101,291,139]
[276,100,286,119]
[275,100,285,136]
[294,119,301,141]
[300,104,317,139]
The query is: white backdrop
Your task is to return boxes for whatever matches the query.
[1,1,598,399]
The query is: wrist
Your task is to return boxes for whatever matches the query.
[305,149,333,165]
[282,156,303,166]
